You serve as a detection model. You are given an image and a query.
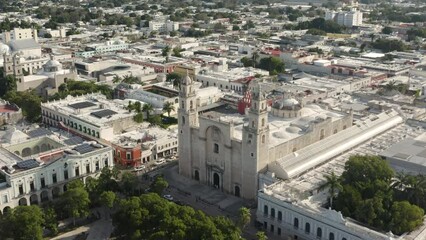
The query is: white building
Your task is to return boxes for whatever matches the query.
[257,113,426,240]
[2,28,38,43]
[75,39,129,58]
[325,10,363,27]
[148,20,179,33]
[39,27,66,39]
[41,94,139,141]
[0,128,113,211]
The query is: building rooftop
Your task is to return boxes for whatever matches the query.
[42,93,136,128]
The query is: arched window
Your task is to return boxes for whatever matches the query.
[213,143,219,153]
[271,208,275,218]
[181,101,184,109]
[264,205,268,215]
[261,118,265,127]
[317,227,322,238]
[294,218,299,229]
[277,211,282,221]
[190,100,193,109]
[329,233,335,240]
[182,116,185,125]
[305,222,310,233]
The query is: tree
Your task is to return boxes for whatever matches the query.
[237,207,251,230]
[113,193,241,240]
[44,32,52,38]
[256,231,268,240]
[0,206,45,240]
[61,179,90,225]
[100,191,116,219]
[133,113,144,123]
[133,101,142,113]
[113,75,122,83]
[0,70,17,97]
[162,102,175,117]
[258,57,285,75]
[382,26,393,34]
[150,176,168,195]
[121,172,138,196]
[389,201,424,235]
[44,207,58,236]
[3,90,42,122]
[142,103,154,119]
[162,46,170,57]
[172,47,183,57]
[232,25,240,31]
[318,171,342,208]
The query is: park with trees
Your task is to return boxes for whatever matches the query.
[321,155,425,235]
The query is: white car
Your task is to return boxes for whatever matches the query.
[163,194,173,201]
[154,159,166,166]
[133,165,146,172]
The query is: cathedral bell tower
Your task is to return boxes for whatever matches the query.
[241,81,269,199]
[178,72,198,178]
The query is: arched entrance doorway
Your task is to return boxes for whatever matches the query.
[213,173,220,189]
[3,206,11,214]
[235,186,240,197]
[30,194,38,205]
[18,197,28,206]
[41,190,49,202]
[194,170,199,181]
[52,187,61,199]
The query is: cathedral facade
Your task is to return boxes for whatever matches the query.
[178,75,352,199]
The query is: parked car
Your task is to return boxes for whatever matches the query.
[133,165,146,172]
[154,158,166,165]
[163,194,173,201]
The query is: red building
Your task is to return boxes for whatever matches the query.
[112,144,142,167]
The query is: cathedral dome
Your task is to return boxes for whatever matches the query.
[273,98,300,110]
[0,42,10,55]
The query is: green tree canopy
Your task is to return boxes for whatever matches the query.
[113,193,241,240]
[0,205,44,240]
[60,179,90,225]
[150,176,169,195]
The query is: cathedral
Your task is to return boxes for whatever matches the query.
[178,75,352,199]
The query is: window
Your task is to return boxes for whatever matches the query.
[52,173,57,183]
[2,195,8,203]
[294,218,299,229]
[64,170,68,180]
[213,143,219,153]
[262,135,266,144]
[270,224,274,233]
[19,184,24,195]
[329,233,335,240]
[96,161,100,171]
[182,116,185,125]
[264,205,268,215]
[342,238,347,240]
[305,222,310,233]
[278,211,282,221]
[126,152,131,160]
[30,181,35,191]
[317,227,322,238]
[105,158,109,167]
[261,118,265,127]
[263,222,267,230]
[271,208,275,218]
[75,166,80,176]
[277,227,281,236]
[41,177,46,188]
[86,164,90,173]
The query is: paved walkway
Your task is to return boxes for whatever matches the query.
[51,210,113,240]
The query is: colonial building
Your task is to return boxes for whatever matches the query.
[178,76,353,199]
[0,129,113,211]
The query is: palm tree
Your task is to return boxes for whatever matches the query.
[142,103,154,119]
[112,75,122,84]
[162,102,175,117]
[318,171,342,208]
[252,51,259,68]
